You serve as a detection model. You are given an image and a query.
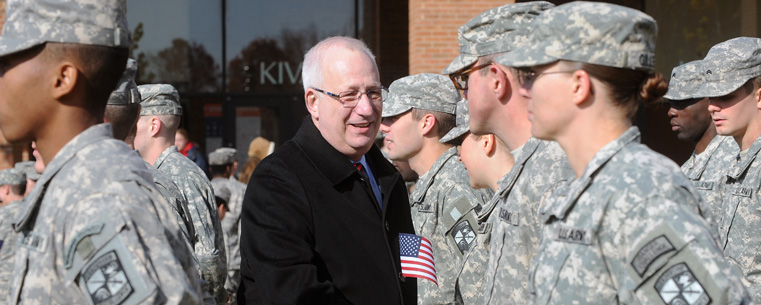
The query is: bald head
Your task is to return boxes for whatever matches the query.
[301,36,377,91]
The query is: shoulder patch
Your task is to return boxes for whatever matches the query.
[732,186,753,198]
[654,263,710,305]
[451,220,476,253]
[65,222,105,269]
[553,225,592,245]
[631,235,675,277]
[83,250,134,305]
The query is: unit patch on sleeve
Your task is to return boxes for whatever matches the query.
[631,235,675,277]
[82,250,133,305]
[654,263,710,305]
[451,220,476,253]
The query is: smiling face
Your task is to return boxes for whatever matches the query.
[308,47,382,160]
[667,98,712,142]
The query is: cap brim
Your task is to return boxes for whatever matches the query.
[0,35,45,58]
[440,124,469,144]
[382,101,413,118]
[494,42,559,68]
[697,79,748,98]
[442,54,478,75]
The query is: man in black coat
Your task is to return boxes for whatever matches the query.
[238,36,417,305]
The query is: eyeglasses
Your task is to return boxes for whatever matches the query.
[449,62,492,90]
[516,69,577,86]
[312,87,388,108]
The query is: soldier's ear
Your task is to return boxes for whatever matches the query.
[50,61,79,100]
[570,69,593,107]
[483,134,496,156]
[149,117,162,137]
[420,113,437,137]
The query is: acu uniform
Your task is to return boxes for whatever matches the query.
[493,3,751,304]
[0,169,27,304]
[382,73,492,304]
[3,0,201,303]
[139,84,228,305]
[209,147,246,303]
[439,4,557,303]
[699,37,761,302]
[664,59,738,225]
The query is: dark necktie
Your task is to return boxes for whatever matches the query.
[354,162,368,179]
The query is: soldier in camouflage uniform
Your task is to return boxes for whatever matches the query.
[495,2,750,304]
[380,73,492,304]
[664,60,738,231]
[439,98,515,304]
[135,84,228,304]
[0,0,202,303]
[13,161,39,198]
[0,169,26,303]
[701,37,761,302]
[208,147,246,304]
[442,3,574,304]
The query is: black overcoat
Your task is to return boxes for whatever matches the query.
[238,118,417,304]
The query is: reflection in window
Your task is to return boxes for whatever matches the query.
[226,0,358,93]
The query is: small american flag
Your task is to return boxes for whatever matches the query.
[399,233,437,285]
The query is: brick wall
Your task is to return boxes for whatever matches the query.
[408,0,515,75]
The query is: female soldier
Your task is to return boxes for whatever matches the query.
[493,2,750,304]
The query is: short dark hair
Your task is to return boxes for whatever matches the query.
[104,103,140,141]
[210,164,230,176]
[411,108,457,139]
[5,184,25,196]
[43,43,129,116]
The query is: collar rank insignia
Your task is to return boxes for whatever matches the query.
[655,263,710,305]
[452,220,476,253]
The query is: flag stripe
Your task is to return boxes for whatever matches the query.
[399,233,438,286]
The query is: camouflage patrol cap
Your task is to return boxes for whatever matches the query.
[442,1,554,75]
[494,1,657,72]
[698,37,761,98]
[209,147,237,166]
[382,73,460,118]
[663,60,705,100]
[0,0,131,58]
[108,58,140,105]
[0,168,25,186]
[138,84,183,116]
[14,161,40,181]
[440,99,471,144]
[211,180,231,204]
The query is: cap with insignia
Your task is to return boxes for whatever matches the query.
[209,147,237,166]
[495,1,658,72]
[0,0,130,58]
[442,1,554,75]
[440,99,471,144]
[108,58,140,105]
[698,37,761,98]
[382,73,460,118]
[0,168,26,186]
[663,60,705,101]
[14,161,40,181]
[138,84,183,116]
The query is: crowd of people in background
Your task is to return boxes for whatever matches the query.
[0,0,760,304]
